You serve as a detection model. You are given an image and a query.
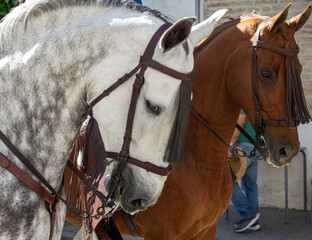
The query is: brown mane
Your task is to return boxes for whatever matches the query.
[194,18,240,54]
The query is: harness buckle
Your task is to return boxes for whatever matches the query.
[135,74,145,85]
[117,151,129,164]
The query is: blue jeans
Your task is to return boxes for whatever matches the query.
[231,142,259,220]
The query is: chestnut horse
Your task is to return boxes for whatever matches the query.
[113,4,312,240]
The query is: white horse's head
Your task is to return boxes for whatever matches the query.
[88,9,228,213]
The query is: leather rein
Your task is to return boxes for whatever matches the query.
[0,23,193,239]
[191,19,311,159]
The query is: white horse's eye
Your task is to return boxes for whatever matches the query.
[145,100,161,115]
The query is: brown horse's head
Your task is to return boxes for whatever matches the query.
[229,4,311,167]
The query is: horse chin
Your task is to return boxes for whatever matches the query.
[120,187,153,214]
[120,197,142,215]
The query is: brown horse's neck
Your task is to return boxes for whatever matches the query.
[189,18,258,163]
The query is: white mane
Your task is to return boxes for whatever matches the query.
[0,0,171,53]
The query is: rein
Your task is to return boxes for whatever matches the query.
[190,108,246,158]
[0,23,193,239]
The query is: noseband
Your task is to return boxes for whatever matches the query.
[0,23,193,238]
[250,19,311,155]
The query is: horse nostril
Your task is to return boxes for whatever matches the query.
[279,146,292,160]
[129,198,149,211]
[279,147,287,158]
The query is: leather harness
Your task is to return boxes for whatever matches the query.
[0,23,193,239]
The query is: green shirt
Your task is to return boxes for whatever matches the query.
[237,110,256,143]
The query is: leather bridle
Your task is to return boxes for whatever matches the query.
[0,23,193,239]
[250,19,311,156]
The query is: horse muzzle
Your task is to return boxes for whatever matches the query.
[104,167,154,214]
[263,140,299,167]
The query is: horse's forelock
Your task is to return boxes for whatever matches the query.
[164,79,192,164]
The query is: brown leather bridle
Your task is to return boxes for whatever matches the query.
[250,19,311,156]
[0,23,193,239]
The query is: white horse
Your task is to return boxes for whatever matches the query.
[0,0,227,239]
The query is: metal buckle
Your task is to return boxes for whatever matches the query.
[135,73,145,85]
[117,151,129,164]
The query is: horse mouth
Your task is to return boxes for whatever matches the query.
[104,174,148,214]
[258,137,269,161]
[104,174,124,204]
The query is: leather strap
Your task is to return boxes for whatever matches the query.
[90,65,141,108]
[139,56,194,81]
[0,130,58,196]
[235,124,257,146]
[66,160,114,208]
[0,152,62,240]
[190,108,245,158]
[106,152,172,176]
[119,210,142,238]
[0,152,57,206]
[253,40,299,57]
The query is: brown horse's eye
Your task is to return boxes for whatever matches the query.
[260,69,274,80]
[146,100,161,115]
[259,69,275,81]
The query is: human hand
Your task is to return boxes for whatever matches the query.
[227,149,233,162]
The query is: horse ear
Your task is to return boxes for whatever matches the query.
[160,17,196,53]
[268,4,291,32]
[190,9,228,46]
[287,5,312,32]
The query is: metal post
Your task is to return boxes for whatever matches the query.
[300,148,307,211]
[285,165,289,224]
[195,0,203,23]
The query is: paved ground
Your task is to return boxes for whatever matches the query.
[216,205,312,240]
[61,221,141,240]
[62,206,312,240]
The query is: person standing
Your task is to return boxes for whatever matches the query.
[228,110,261,233]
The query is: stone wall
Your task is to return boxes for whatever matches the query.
[203,0,312,210]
